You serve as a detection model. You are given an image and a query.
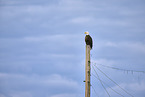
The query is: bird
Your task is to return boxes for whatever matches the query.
[84,31,93,49]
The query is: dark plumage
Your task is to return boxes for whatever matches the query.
[85,35,93,49]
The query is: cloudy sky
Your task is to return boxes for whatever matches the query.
[0,0,145,97]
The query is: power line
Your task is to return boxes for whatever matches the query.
[96,63,145,74]
[93,64,134,97]
[92,65,111,97]
[91,84,100,97]
[92,73,124,97]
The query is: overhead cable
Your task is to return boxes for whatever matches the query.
[92,65,111,97]
[96,63,145,74]
[93,64,134,97]
[92,73,124,97]
[91,84,100,97]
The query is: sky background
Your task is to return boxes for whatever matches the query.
[0,0,145,97]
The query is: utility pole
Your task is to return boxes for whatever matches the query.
[85,45,91,97]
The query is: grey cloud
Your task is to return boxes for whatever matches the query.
[0,73,81,97]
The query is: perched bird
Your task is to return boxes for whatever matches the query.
[84,31,93,49]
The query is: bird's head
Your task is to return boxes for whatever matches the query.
[84,31,89,35]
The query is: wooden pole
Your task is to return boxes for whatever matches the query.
[85,45,91,97]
